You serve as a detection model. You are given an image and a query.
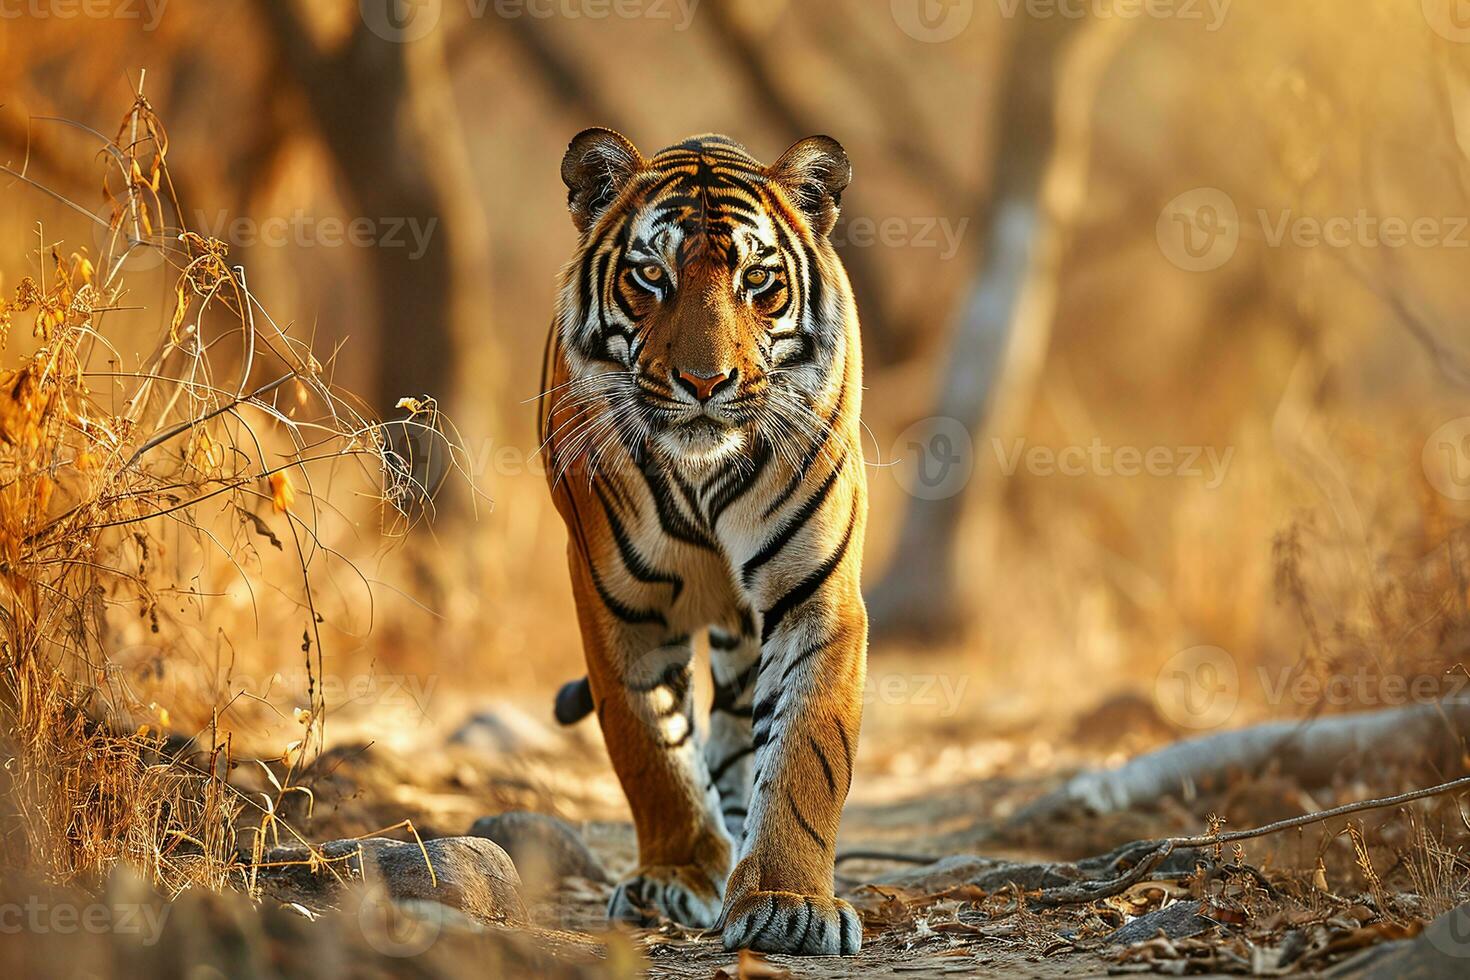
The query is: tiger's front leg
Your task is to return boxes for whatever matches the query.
[718,462,868,956]
[564,548,734,929]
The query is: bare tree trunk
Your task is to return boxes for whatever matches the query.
[482,15,628,132]
[252,0,485,418]
[700,2,904,363]
[867,14,1132,640]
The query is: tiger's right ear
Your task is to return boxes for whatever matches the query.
[561,128,644,234]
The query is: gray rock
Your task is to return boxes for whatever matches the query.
[1105,901,1215,946]
[450,702,560,754]
[468,811,612,886]
[254,835,526,925]
[1328,903,1470,979]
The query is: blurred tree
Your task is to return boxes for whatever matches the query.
[700,1,906,364]
[251,0,492,421]
[868,13,1133,640]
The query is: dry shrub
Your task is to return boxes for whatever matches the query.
[0,88,463,892]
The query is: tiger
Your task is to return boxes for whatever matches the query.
[537,128,869,956]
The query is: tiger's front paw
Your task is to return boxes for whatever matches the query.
[607,863,724,929]
[720,890,862,956]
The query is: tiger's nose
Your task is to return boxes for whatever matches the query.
[673,367,736,402]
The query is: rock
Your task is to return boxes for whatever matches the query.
[468,811,612,887]
[1105,901,1215,945]
[253,835,527,925]
[450,701,561,754]
[1327,903,1470,978]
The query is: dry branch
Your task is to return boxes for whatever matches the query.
[868,772,1470,909]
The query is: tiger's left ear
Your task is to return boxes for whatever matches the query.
[768,135,851,237]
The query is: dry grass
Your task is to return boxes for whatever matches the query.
[0,85,466,895]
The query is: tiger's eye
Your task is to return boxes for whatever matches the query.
[744,268,769,288]
[641,264,664,282]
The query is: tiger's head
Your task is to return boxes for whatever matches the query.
[554,129,855,469]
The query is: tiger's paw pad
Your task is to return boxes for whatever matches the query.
[721,891,862,956]
[607,864,724,929]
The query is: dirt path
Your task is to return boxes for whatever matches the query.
[252,655,1452,979]
[258,677,1173,977]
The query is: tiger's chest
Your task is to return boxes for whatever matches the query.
[576,440,797,626]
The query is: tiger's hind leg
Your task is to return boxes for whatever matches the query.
[704,610,760,842]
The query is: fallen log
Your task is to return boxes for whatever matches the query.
[1010,700,1470,825]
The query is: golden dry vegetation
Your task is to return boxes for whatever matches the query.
[2,2,1470,977]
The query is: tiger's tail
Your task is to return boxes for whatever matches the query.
[554,676,594,725]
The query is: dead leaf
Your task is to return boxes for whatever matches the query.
[713,949,792,979]
[241,509,283,550]
[269,471,295,513]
